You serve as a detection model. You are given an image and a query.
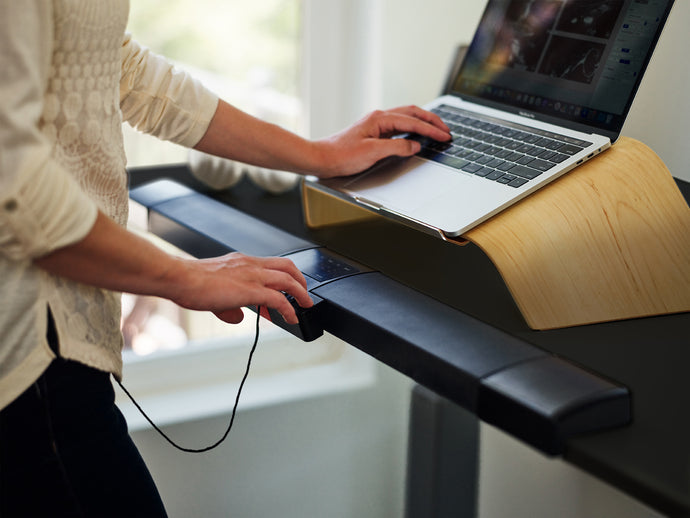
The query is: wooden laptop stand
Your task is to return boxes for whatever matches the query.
[303,137,690,330]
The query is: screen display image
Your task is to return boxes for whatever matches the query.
[451,0,673,136]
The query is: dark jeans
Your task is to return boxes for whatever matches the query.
[0,355,167,517]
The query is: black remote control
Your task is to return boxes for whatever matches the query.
[267,293,324,342]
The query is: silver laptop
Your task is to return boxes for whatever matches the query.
[309,0,675,239]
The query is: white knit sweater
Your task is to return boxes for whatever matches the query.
[0,0,219,409]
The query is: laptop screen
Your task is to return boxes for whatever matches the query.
[450,0,674,139]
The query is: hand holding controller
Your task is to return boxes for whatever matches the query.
[267,293,324,342]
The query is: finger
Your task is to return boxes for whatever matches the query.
[363,137,424,162]
[262,269,314,310]
[262,288,300,324]
[374,111,451,142]
[187,254,309,323]
[256,256,308,290]
[223,285,300,326]
[286,287,314,311]
[252,257,314,309]
[214,308,245,324]
[389,105,450,132]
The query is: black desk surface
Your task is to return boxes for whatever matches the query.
[130,167,690,517]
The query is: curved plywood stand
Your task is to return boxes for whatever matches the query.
[303,137,690,329]
[462,137,690,329]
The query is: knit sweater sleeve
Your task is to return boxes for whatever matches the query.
[0,2,99,262]
[120,33,220,148]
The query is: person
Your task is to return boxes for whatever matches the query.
[0,2,450,516]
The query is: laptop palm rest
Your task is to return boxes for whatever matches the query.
[343,157,473,212]
[335,157,512,236]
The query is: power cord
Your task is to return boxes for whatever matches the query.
[115,307,261,453]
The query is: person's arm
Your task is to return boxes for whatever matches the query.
[16,33,311,325]
[0,3,100,263]
[33,211,311,325]
[194,100,451,178]
[119,33,450,178]
[31,34,450,327]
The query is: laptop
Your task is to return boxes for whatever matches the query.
[309,0,675,239]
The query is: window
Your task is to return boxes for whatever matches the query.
[123,0,303,356]
[123,0,303,167]
[118,1,376,428]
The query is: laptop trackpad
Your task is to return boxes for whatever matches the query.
[344,157,472,212]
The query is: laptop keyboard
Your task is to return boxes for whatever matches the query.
[413,104,593,188]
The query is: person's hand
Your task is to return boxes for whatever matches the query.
[170,252,312,325]
[312,105,451,178]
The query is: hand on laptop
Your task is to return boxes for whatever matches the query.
[312,105,451,178]
[195,100,450,180]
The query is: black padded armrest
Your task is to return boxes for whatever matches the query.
[131,179,315,258]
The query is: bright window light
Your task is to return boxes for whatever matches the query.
[124,0,302,166]
[123,0,303,355]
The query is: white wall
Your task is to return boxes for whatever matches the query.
[378,0,485,108]
[131,2,688,517]
[621,0,690,182]
[132,361,414,518]
[477,425,665,518]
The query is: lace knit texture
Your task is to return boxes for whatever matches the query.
[40,2,130,376]
[0,1,218,409]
